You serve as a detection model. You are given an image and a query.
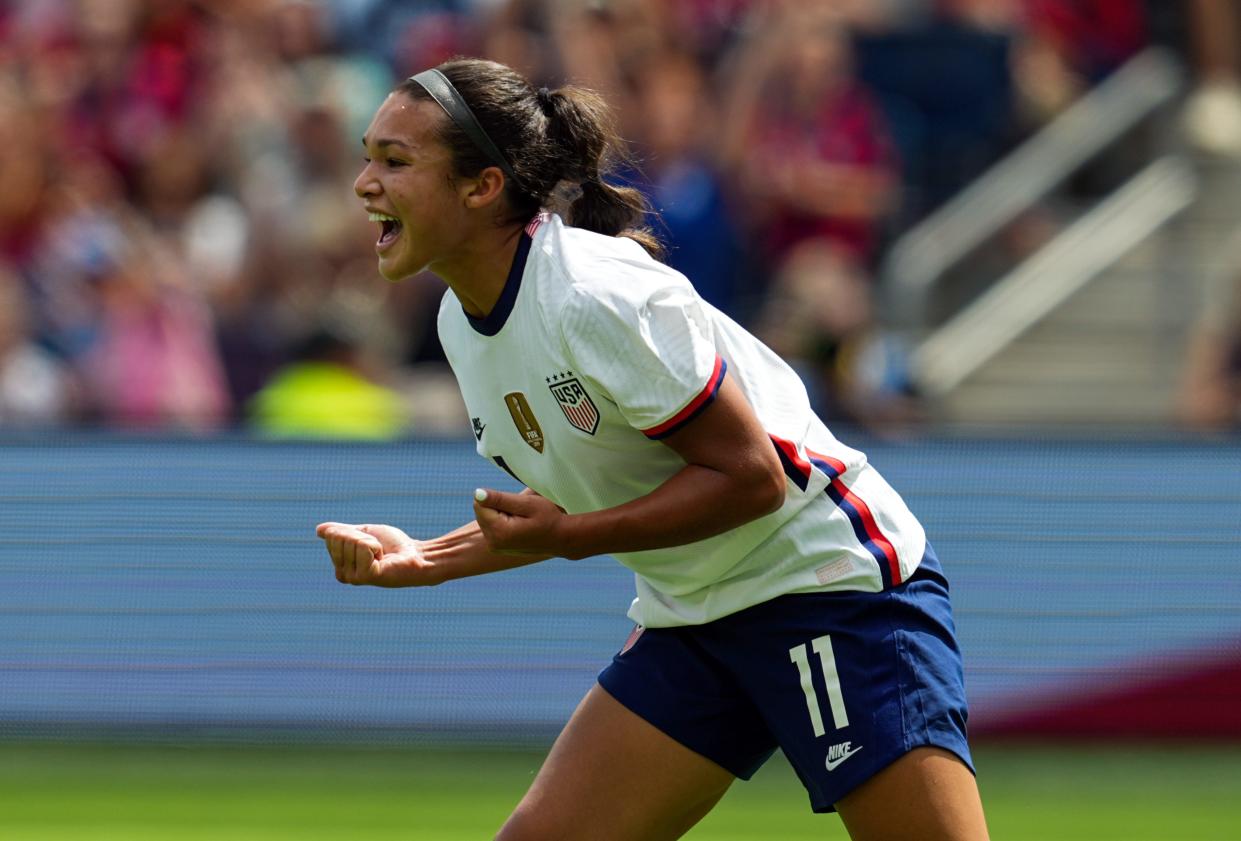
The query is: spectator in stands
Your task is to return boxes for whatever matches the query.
[1180,242,1241,429]
[81,228,232,430]
[17,152,120,370]
[627,48,749,317]
[1182,0,1241,157]
[719,6,899,267]
[749,239,919,427]
[247,327,410,440]
[850,1,1016,221]
[0,72,49,271]
[0,273,78,427]
[718,6,904,423]
[955,0,1148,129]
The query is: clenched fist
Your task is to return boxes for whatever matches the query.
[472,488,575,558]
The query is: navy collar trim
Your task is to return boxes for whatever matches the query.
[465,229,532,337]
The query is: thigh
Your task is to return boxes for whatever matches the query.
[496,684,737,841]
[835,746,989,841]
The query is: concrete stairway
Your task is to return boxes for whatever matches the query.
[932,154,1241,427]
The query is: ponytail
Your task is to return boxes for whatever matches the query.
[541,86,663,259]
[568,179,663,258]
[399,59,664,259]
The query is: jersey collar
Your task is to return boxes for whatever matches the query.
[464,228,532,337]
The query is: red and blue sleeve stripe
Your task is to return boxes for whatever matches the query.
[769,434,903,589]
[642,355,727,440]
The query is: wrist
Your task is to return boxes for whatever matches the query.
[387,540,443,587]
[554,513,591,561]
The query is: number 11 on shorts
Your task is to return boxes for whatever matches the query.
[789,635,849,737]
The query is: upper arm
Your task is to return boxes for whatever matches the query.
[658,375,786,513]
[561,274,785,512]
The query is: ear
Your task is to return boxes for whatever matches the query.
[461,166,507,209]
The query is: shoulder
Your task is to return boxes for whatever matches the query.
[537,214,695,319]
[435,284,460,330]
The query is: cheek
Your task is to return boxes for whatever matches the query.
[397,177,444,218]
[418,192,463,234]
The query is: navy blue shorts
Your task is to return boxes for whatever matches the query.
[597,544,973,813]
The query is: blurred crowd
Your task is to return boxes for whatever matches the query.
[4,0,1231,438]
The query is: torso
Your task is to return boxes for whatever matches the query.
[439,213,926,627]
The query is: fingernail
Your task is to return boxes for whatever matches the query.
[474,488,487,502]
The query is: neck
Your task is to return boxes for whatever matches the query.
[434,221,525,318]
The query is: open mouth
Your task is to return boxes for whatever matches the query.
[369,212,403,250]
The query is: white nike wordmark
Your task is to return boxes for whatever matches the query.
[824,742,864,772]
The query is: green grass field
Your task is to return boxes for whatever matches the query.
[2,741,1239,840]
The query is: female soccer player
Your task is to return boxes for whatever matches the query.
[317,58,989,841]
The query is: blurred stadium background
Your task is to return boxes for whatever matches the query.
[1,0,1240,839]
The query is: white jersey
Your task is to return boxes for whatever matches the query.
[438,213,926,627]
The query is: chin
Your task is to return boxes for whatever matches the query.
[377,255,419,282]
[377,261,403,281]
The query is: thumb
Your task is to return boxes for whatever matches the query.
[473,488,527,515]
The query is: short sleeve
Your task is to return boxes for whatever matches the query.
[562,282,725,438]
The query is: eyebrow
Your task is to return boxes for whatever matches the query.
[361,137,414,151]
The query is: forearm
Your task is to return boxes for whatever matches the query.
[558,463,784,560]
[418,520,552,584]
[470,380,787,562]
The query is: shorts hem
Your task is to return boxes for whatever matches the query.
[594,676,772,780]
[807,737,975,813]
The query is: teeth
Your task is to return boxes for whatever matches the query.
[368,212,400,223]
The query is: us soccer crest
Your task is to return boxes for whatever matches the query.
[548,372,599,435]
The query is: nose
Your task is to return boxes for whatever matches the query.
[354,162,379,199]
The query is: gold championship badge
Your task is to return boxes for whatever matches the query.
[505,392,544,453]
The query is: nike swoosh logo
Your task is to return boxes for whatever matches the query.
[825,744,863,772]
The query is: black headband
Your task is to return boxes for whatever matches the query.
[410,68,519,185]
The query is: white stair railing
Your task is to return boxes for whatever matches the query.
[881,48,1186,331]
[911,156,1196,397]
